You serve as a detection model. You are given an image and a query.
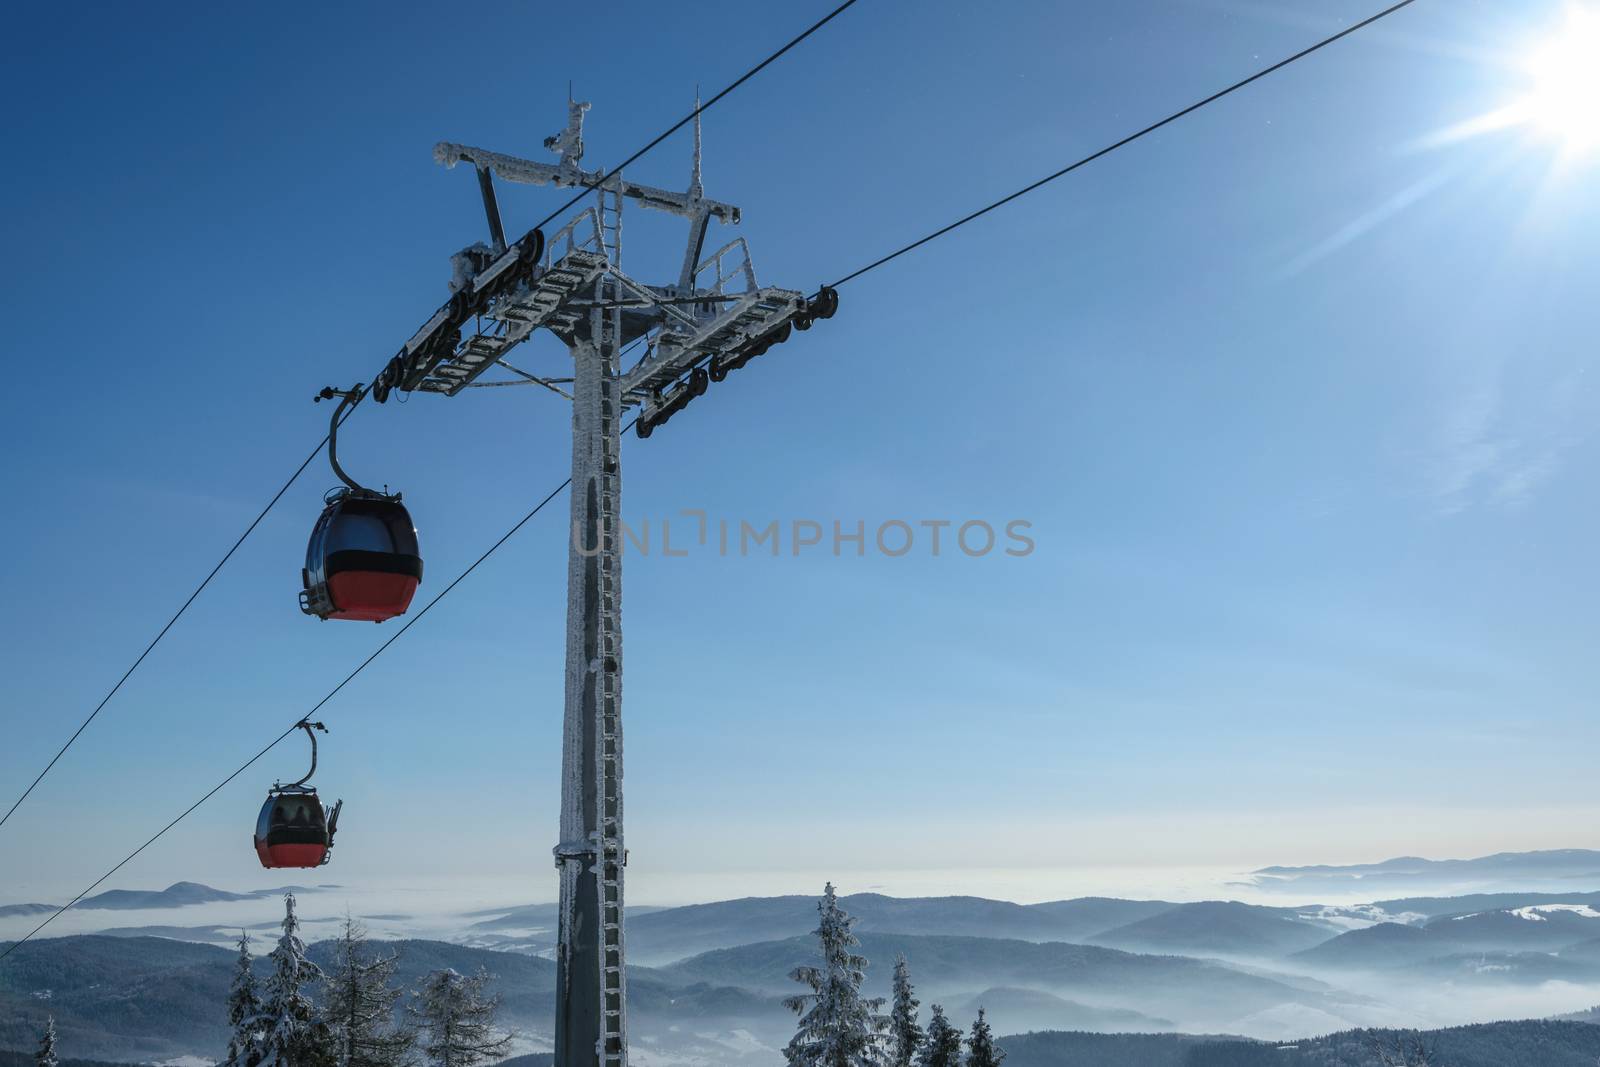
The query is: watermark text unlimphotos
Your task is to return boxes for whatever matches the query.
[573,512,1034,559]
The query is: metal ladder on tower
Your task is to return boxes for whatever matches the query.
[599,186,623,266]
[595,286,627,1066]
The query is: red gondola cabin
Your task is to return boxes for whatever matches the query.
[300,491,422,622]
[254,788,341,869]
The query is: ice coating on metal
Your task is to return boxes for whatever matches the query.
[424,100,816,1067]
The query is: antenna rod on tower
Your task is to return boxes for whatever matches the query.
[690,88,703,200]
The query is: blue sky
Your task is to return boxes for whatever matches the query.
[2,0,1598,908]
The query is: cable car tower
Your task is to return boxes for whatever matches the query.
[373,100,835,1067]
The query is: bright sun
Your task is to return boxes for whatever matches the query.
[1515,7,1600,152]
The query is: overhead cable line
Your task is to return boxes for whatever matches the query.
[0,0,863,830]
[830,0,1419,288]
[0,467,583,964]
[0,421,348,833]
[529,0,862,232]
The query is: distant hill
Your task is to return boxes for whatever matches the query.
[82,881,333,911]
[1560,936,1600,963]
[1000,1031,1251,1067]
[0,936,236,1061]
[619,893,1176,964]
[1294,922,1439,969]
[0,881,335,920]
[662,931,1361,1035]
[1295,905,1600,974]
[1553,1004,1600,1023]
[1002,1021,1600,1067]
[467,903,664,929]
[949,986,1175,1033]
[1433,905,1600,951]
[1373,889,1600,919]
[1250,850,1600,896]
[467,902,562,931]
[306,938,558,1004]
[1088,901,1336,958]
[94,924,241,944]
[0,1051,129,1067]
[1023,897,1184,938]
[1400,950,1600,985]
[0,934,781,1064]
[73,881,259,911]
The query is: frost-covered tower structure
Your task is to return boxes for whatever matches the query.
[390,100,833,1067]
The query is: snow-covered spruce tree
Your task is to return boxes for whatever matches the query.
[783,883,889,1067]
[1367,1031,1440,1066]
[964,1008,1003,1067]
[411,968,511,1067]
[260,893,333,1067]
[889,956,923,1067]
[225,931,265,1067]
[35,1015,59,1067]
[323,915,414,1067]
[917,1005,962,1067]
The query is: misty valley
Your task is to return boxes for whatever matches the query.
[11,851,1600,1066]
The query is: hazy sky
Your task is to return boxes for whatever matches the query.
[2,0,1598,909]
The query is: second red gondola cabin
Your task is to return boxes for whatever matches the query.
[254,789,340,869]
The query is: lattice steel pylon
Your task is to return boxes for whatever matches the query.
[383,100,836,1067]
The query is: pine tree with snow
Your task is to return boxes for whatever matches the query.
[34,1015,59,1067]
[260,893,333,1067]
[225,931,265,1067]
[323,915,414,1067]
[917,1005,962,1067]
[783,883,889,1067]
[889,956,923,1067]
[411,968,511,1067]
[964,1008,1003,1067]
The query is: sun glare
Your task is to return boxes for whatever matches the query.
[1516,6,1600,153]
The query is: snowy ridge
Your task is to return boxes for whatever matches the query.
[1448,903,1600,922]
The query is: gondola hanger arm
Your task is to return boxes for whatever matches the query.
[314,384,370,495]
[284,719,328,789]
